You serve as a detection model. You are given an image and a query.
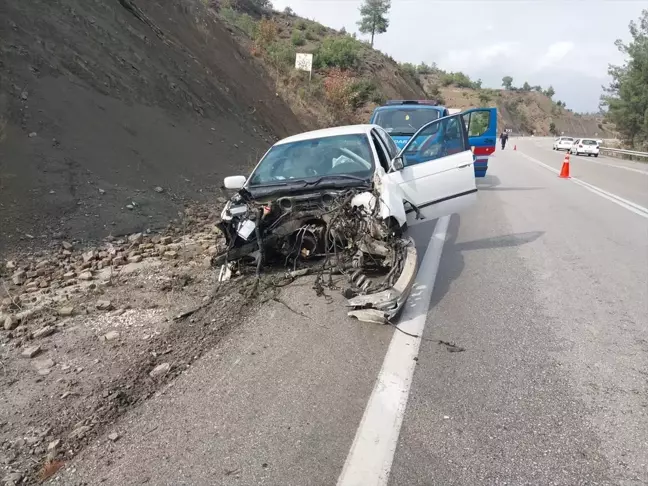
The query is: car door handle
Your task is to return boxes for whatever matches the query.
[458,163,471,169]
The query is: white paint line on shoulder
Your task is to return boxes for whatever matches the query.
[586,158,648,175]
[337,215,451,486]
[518,152,648,219]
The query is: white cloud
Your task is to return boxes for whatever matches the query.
[536,42,575,70]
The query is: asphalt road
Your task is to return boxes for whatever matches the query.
[53,139,648,486]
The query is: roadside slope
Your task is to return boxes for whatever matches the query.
[0,0,304,255]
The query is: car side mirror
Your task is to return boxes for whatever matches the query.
[223,175,246,190]
[390,156,404,172]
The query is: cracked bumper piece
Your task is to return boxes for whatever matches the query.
[345,238,418,324]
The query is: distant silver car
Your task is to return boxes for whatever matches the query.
[553,136,574,151]
[570,138,600,157]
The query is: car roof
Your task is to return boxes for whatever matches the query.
[275,125,378,145]
[372,104,444,113]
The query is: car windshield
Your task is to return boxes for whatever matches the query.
[582,139,597,145]
[248,133,374,186]
[373,108,442,136]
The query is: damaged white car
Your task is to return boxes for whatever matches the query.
[214,115,480,323]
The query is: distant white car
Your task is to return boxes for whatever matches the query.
[570,138,600,157]
[553,137,574,151]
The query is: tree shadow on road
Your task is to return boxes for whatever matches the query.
[477,174,544,192]
[429,214,544,308]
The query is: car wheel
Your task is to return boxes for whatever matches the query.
[587,154,591,157]
[594,154,599,157]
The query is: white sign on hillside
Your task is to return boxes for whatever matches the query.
[295,53,313,72]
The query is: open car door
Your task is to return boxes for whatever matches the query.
[383,114,477,226]
[460,107,497,178]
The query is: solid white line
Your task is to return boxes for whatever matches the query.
[517,151,648,219]
[585,158,648,175]
[337,215,450,486]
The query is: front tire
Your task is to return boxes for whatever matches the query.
[594,154,599,157]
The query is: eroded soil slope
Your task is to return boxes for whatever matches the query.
[0,0,304,255]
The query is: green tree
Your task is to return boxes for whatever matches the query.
[522,81,531,91]
[357,0,391,47]
[549,121,558,135]
[533,85,543,92]
[545,85,555,98]
[601,9,648,149]
[502,76,513,89]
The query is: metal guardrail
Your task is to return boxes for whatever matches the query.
[599,147,648,159]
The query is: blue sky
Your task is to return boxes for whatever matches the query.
[272,0,645,112]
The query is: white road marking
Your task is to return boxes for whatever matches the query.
[582,157,648,175]
[518,151,648,219]
[337,215,450,486]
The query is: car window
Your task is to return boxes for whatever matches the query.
[248,133,374,186]
[374,127,399,158]
[373,108,442,136]
[582,139,597,145]
[464,110,490,137]
[402,115,467,167]
[371,132,390,171]
[562,137,574,142]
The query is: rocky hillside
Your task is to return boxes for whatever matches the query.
[216,0,426,128]
[433,84,614,138]
[0,0,304,255]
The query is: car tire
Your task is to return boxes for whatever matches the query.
[587,154,591,157]
[594,154,599,157]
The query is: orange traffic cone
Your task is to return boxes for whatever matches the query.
[559,154,570,178]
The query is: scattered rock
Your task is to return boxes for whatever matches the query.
[149,362,171,379]
[164,251,178,259]
[32,358,55,372]
[20,90,28,100]
[154,186,164,193]
[28,131,37,138]
[2,472,22,485]
[96,300,113,311]
[99,188,106,195]
[63,271,76,280]
[103,331,120,342]
[32,326,55,339]
[68,425,92,440]
[47,439,61,452]
[128,233,143,244]
[127,255,143,264]
[78,271,93,281]
[5,260,16,270]
[21,345,42,358]
[126,204,134,210]
[82,250,95,263]
[58,306,74,317]
[4,315,18,331]
[108,432,120,442]
[62,241,74,250]
[11,271,26,285]
[160,236,173,245]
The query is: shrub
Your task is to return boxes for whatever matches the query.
[295,20,307,30]
[323,68,354,116]
[305,27,318,40]
[256,18,278,46]
[266,41,297,71]
[478,91,491,104]
[349,79,378,108]
[291,30,306,46]
[283,6,294,15]
[314,37,361,69]
[220,8,257,38]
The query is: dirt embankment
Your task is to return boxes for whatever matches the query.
[0,0,305,257]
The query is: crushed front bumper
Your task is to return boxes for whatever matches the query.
[345,237,418,324]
